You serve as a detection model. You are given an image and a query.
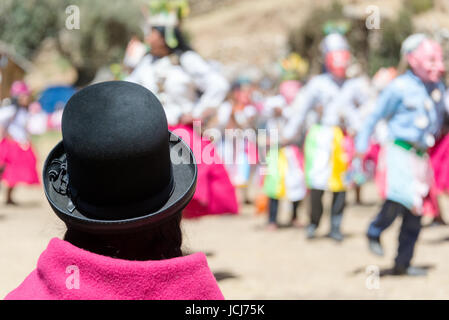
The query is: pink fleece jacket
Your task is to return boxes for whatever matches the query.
[5,238,224,300]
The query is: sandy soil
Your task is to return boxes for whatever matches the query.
[1,134,449,299]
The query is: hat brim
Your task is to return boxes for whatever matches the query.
[43,131,197,234]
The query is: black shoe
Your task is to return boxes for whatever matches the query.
[6,199,18,206]
[306,224,317,239]
[427,218,446,227]
[287,219,303,228]
[368,236,384,256]
[393,266,427,277]
[327,230,343,242]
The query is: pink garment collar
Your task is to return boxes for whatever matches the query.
[5,238,224,300]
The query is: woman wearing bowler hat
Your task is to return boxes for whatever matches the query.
[5,81,224,300]
[126,1,239,218]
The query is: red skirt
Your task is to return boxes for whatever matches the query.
[169,125,238,218]
[0,138,40,187]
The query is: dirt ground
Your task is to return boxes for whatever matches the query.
[1,134,449,300]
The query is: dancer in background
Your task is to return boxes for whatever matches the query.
[127,1,229,127]
[337,72,373,205]
[0,81,40,205]
[263,80,306,230]
[126,1,238,217]
[283,32,360,241]
[356,34,445,276]
[213,83,258,205]
[349,68,397,204]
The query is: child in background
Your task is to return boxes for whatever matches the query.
[0,81,39,205]
[263,81,306,230]
[214,84,258,204]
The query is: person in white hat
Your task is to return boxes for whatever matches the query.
[126,1,238,218]
[282,32,364,241]
[126,1,229,126]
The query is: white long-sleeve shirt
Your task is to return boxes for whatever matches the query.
[283,73,369,141]
[0,105,30,144]
[126,51,229,125]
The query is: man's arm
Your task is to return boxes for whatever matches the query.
[180,51,230,119]
[355,83,400,153]
[282,78,318,142]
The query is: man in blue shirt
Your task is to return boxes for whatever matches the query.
[356,34,446,276]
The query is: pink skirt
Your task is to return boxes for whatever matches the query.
[0,138,40,187]
[430,133,449,194]
[169,125,238,218]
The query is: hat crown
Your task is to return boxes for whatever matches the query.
[320,33,349,56]
[61,81,172,218]
[401,33,427,56]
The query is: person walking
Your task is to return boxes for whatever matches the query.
[0,81,40,205]
[356,34,446,276]
[283,32,362,241]
[126,2,238,218]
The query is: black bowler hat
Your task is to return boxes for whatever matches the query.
[43,81,196,234]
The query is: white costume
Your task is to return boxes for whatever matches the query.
[0,105,31,144]
[263,95,293,137]
[283,74,364,142]
[126,51,229,125]
[214,100,258,187]
[261,94,306,202]
[283,74,370,192]
[216,101,257,131]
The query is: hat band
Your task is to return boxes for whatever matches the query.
[48,154,175,220]
[69,171,175,221]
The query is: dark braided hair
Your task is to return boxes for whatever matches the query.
[152,26,192,55]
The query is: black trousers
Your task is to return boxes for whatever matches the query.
[268,198,301,224]
[309,189,346,231]
[367,200,422,269]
